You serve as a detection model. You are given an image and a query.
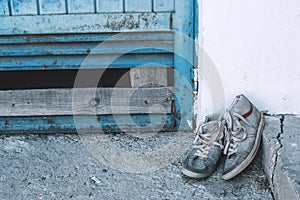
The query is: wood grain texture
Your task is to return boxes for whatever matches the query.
[2,0,177,16]
[130,68,168,88]
[0,0,196,133]
[0,13,171,34]
[0,40,173,56]
[0,32,174,44]
[0,53,174,70]
[0,87,173,116]
[172,0,196,130]
[0,32,174,71]
[0,114,175,133]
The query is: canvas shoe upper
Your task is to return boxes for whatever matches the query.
[182,121,224,179]
[222,94,265,180]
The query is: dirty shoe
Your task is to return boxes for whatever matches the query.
[222,94,265,180]
[182,121,224,179]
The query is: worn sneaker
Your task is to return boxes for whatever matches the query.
[222,94,265,180]
[182,120,224,179]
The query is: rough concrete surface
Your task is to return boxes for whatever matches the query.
[261,115,282,194]
[0,130,272,200]
[276,115,300,200]
[262,115,300,200]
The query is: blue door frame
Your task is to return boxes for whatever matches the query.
[0,0,198,133]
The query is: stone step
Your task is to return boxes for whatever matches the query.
[262,115,300,200]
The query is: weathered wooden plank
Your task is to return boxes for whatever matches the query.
[153,0,174,12]
[172,0,195,130]
[0,53,174,70]
[0,0,10,15]
[39,0,66,14]
[68,0,94,13]
[11,0,37,15]
[0,87,173,116]
[0,40,173,56]
[0,13,171,34]
[130,68,168,88]
[124,0,152,12]
[97,0,123,13]
[0,114,175,133]
[0,32,174,44]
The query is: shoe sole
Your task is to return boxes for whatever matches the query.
[222,112,265,180]
[181,168,211,179]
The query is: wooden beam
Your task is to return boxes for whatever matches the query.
[130,67,168,88]
[0,87,173,116]
[0,32,174,44]
[0,13,171,35]
[172,0,195,130]
[0,114,175,134]
[0,40,173,56]
[0,53,174,70]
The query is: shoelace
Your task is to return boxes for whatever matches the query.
[193,122,224,158]
[223,111,254,156]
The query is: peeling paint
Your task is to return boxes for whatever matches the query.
[0,13,171,35]
[187,120,193,129]
[0,0,194,132]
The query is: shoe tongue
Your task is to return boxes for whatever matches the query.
[227,95,252,130]
[201,121,219,135]
[232,95,252,117]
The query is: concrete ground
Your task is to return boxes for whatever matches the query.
[0,133,272,199]
[262,115,300,200]
[5,115,300,199]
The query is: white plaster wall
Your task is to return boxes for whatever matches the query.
[197,0,300,118]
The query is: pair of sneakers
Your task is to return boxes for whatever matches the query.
[182,94,265,180]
